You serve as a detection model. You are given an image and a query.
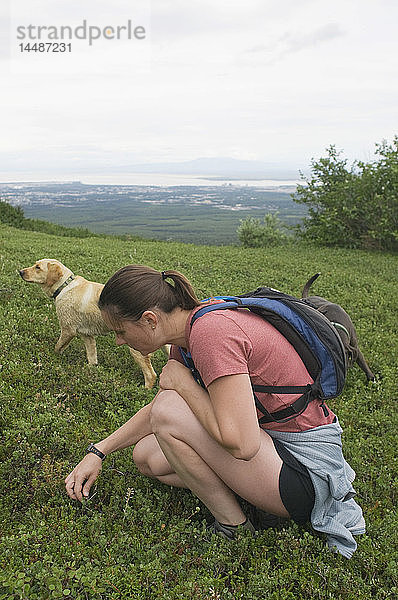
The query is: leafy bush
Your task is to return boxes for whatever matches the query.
[292,138,398,251]
[0,200,26,227]
[0,199,97,239]
[237,213,289,247]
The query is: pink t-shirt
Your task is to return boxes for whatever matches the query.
[170,303,336,433]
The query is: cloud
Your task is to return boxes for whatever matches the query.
[280,23,345,52]
[0,0,397,176]
[246,22,345,65]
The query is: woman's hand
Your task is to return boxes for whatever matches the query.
[159,359,195,395]
[65,453,103,502]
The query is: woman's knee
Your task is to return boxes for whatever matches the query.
[133,434,174,479]
[150,389,188,436]
[132,438,154,477]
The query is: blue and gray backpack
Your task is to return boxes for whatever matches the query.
[179,287,347,424]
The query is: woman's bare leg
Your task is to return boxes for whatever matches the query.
[135,429,247,525]
[133,433,186,488]
[133,390,289,526]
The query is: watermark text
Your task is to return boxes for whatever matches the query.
[16,20,146,46]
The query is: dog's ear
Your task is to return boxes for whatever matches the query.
[46,263,63,287]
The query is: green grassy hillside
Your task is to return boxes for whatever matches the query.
[1,224,397,599]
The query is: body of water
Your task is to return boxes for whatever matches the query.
[0,172,300,189]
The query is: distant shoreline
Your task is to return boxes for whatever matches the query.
[0,173,301,189]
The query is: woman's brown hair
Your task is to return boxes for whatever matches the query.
[98,265,201,323]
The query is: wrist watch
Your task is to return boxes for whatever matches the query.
[86,442,106,460]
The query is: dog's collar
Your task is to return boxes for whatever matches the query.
[52,275,75,299]
[331,321,350,339]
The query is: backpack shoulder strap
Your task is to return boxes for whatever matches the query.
[189,300,242,326]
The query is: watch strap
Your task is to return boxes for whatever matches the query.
[86,443,106,460]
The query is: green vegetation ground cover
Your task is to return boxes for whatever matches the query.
[0,224,397,599]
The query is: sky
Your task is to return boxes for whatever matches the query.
[0,0,397,180]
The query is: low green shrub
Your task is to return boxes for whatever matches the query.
[237,213,289,248]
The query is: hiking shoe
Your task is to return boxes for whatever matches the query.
[209,517,256,540]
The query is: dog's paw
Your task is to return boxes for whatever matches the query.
[143,375,156,389]
[367,372,382,386]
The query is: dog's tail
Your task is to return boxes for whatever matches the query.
[302,273,321,298]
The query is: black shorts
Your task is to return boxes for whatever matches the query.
[273,439,315,524]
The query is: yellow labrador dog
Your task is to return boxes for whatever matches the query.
[19,259,168,388]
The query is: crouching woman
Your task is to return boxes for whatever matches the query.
[65,265,365,558]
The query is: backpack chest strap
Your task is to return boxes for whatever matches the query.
[252,383,328,423]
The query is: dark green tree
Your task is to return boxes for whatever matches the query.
[292,137,398,250]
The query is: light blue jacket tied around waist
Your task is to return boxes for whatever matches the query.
[266,419,366,559]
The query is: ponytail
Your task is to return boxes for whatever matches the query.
[98,265,201,323]
[160,270,200,312]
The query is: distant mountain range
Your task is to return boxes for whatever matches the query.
[0,157,304,182]
[118,157,301,179]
